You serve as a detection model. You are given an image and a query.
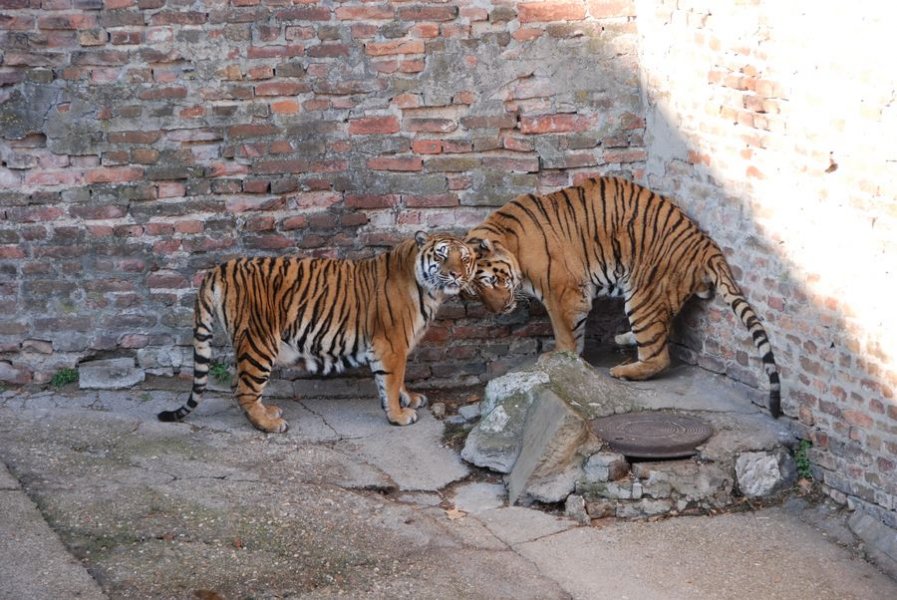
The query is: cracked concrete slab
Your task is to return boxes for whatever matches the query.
[0,382,895,599]
[516,509,897,600]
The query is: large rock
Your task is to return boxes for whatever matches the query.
[735,450,796,498]
[460,371,547,472]
[78,358,145,390]
[507,388,595,504]
[462,353,630,474]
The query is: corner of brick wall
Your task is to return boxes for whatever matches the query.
[636,1,897,530]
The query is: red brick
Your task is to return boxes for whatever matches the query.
[372,60,400,74]
[400,59,425,73]
[482,156,540,172]
[340,212,369,227]
[0,246,25,259]
[138,87,187,101]
[368,156,423,172]
[603,148,647,164]
[518,2,586,23]
[255,81,307,96]
[24,170,84,187]
[130,148,159,164]
[286,189,332,210]
[69,204,127,220]
[150,11,206,25]
[345,194,400,209]
[274,7,331,21]
[513,28,543,42]
[85,166,143,184]
[364,39,425,56]
[405,194,458,208]
[307,43,350,58]
[243,179,270,194]
[336,5,394,20]
[348,116,400,135]
[157,182,185,198]
[519,113,590,134]
[397,5,458,21]
[404,118,457,133]
[281,215,308,230]
[227,124,277,139]
[108,130,161,144]
[272,99,301,114]
[461,7,489,21]
[411,23,440,38]
[412,140,442,154]
[174,220,203,234]
[587,0,635,18]
[247,45,305,59]
[38,14,97,30]
[247,65,274,80]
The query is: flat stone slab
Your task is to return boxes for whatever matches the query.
[0,486,106,600]
[451,482,506,514]
[78,358,145,390]
[517,509,897,600]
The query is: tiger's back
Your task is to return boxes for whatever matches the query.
[158,232,475,432]
[467,176,781,417]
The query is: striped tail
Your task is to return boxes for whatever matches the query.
[709,257,782,418]
[158,282,215,423]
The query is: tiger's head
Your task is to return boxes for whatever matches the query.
[414,231,475,296]
[462,237,521,314]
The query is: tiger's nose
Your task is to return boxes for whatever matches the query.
[450,271,462,279]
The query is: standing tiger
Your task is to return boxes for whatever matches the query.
[466,176,782,418]
[158,231,475,433]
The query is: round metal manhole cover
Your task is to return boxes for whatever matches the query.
[590,412,714,459]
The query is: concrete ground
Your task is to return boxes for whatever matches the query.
[0,375,895,600]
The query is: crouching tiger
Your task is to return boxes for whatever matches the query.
[466,176,782,418]
[158,231,475,432]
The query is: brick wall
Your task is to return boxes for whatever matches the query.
[634,1,897,529]
[0,1,643,386]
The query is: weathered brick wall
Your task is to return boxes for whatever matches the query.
[0,2,644,386]
[635,1,897,528]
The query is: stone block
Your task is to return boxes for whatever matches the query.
[78,358,145,390]
[507,388,593,504]
[735,450,796,498]
[461,390,533,473]
[582,451,629,482]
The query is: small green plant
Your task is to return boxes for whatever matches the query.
[795,439,813,480]
[209,362,231,384]
[50,367,79,388]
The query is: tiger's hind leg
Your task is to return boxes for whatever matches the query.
[233,335,288,433]
[609,288,674,381]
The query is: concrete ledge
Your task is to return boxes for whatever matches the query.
[0,464,106,600]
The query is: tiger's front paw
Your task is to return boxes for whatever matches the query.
[401,391,428,409]
[387,407,419,426]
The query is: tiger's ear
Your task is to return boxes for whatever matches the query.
[414,231,429,247]
[467,237,494,256]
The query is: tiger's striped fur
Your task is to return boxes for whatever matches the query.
[158,231,475,432]
[466,176,782,418]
